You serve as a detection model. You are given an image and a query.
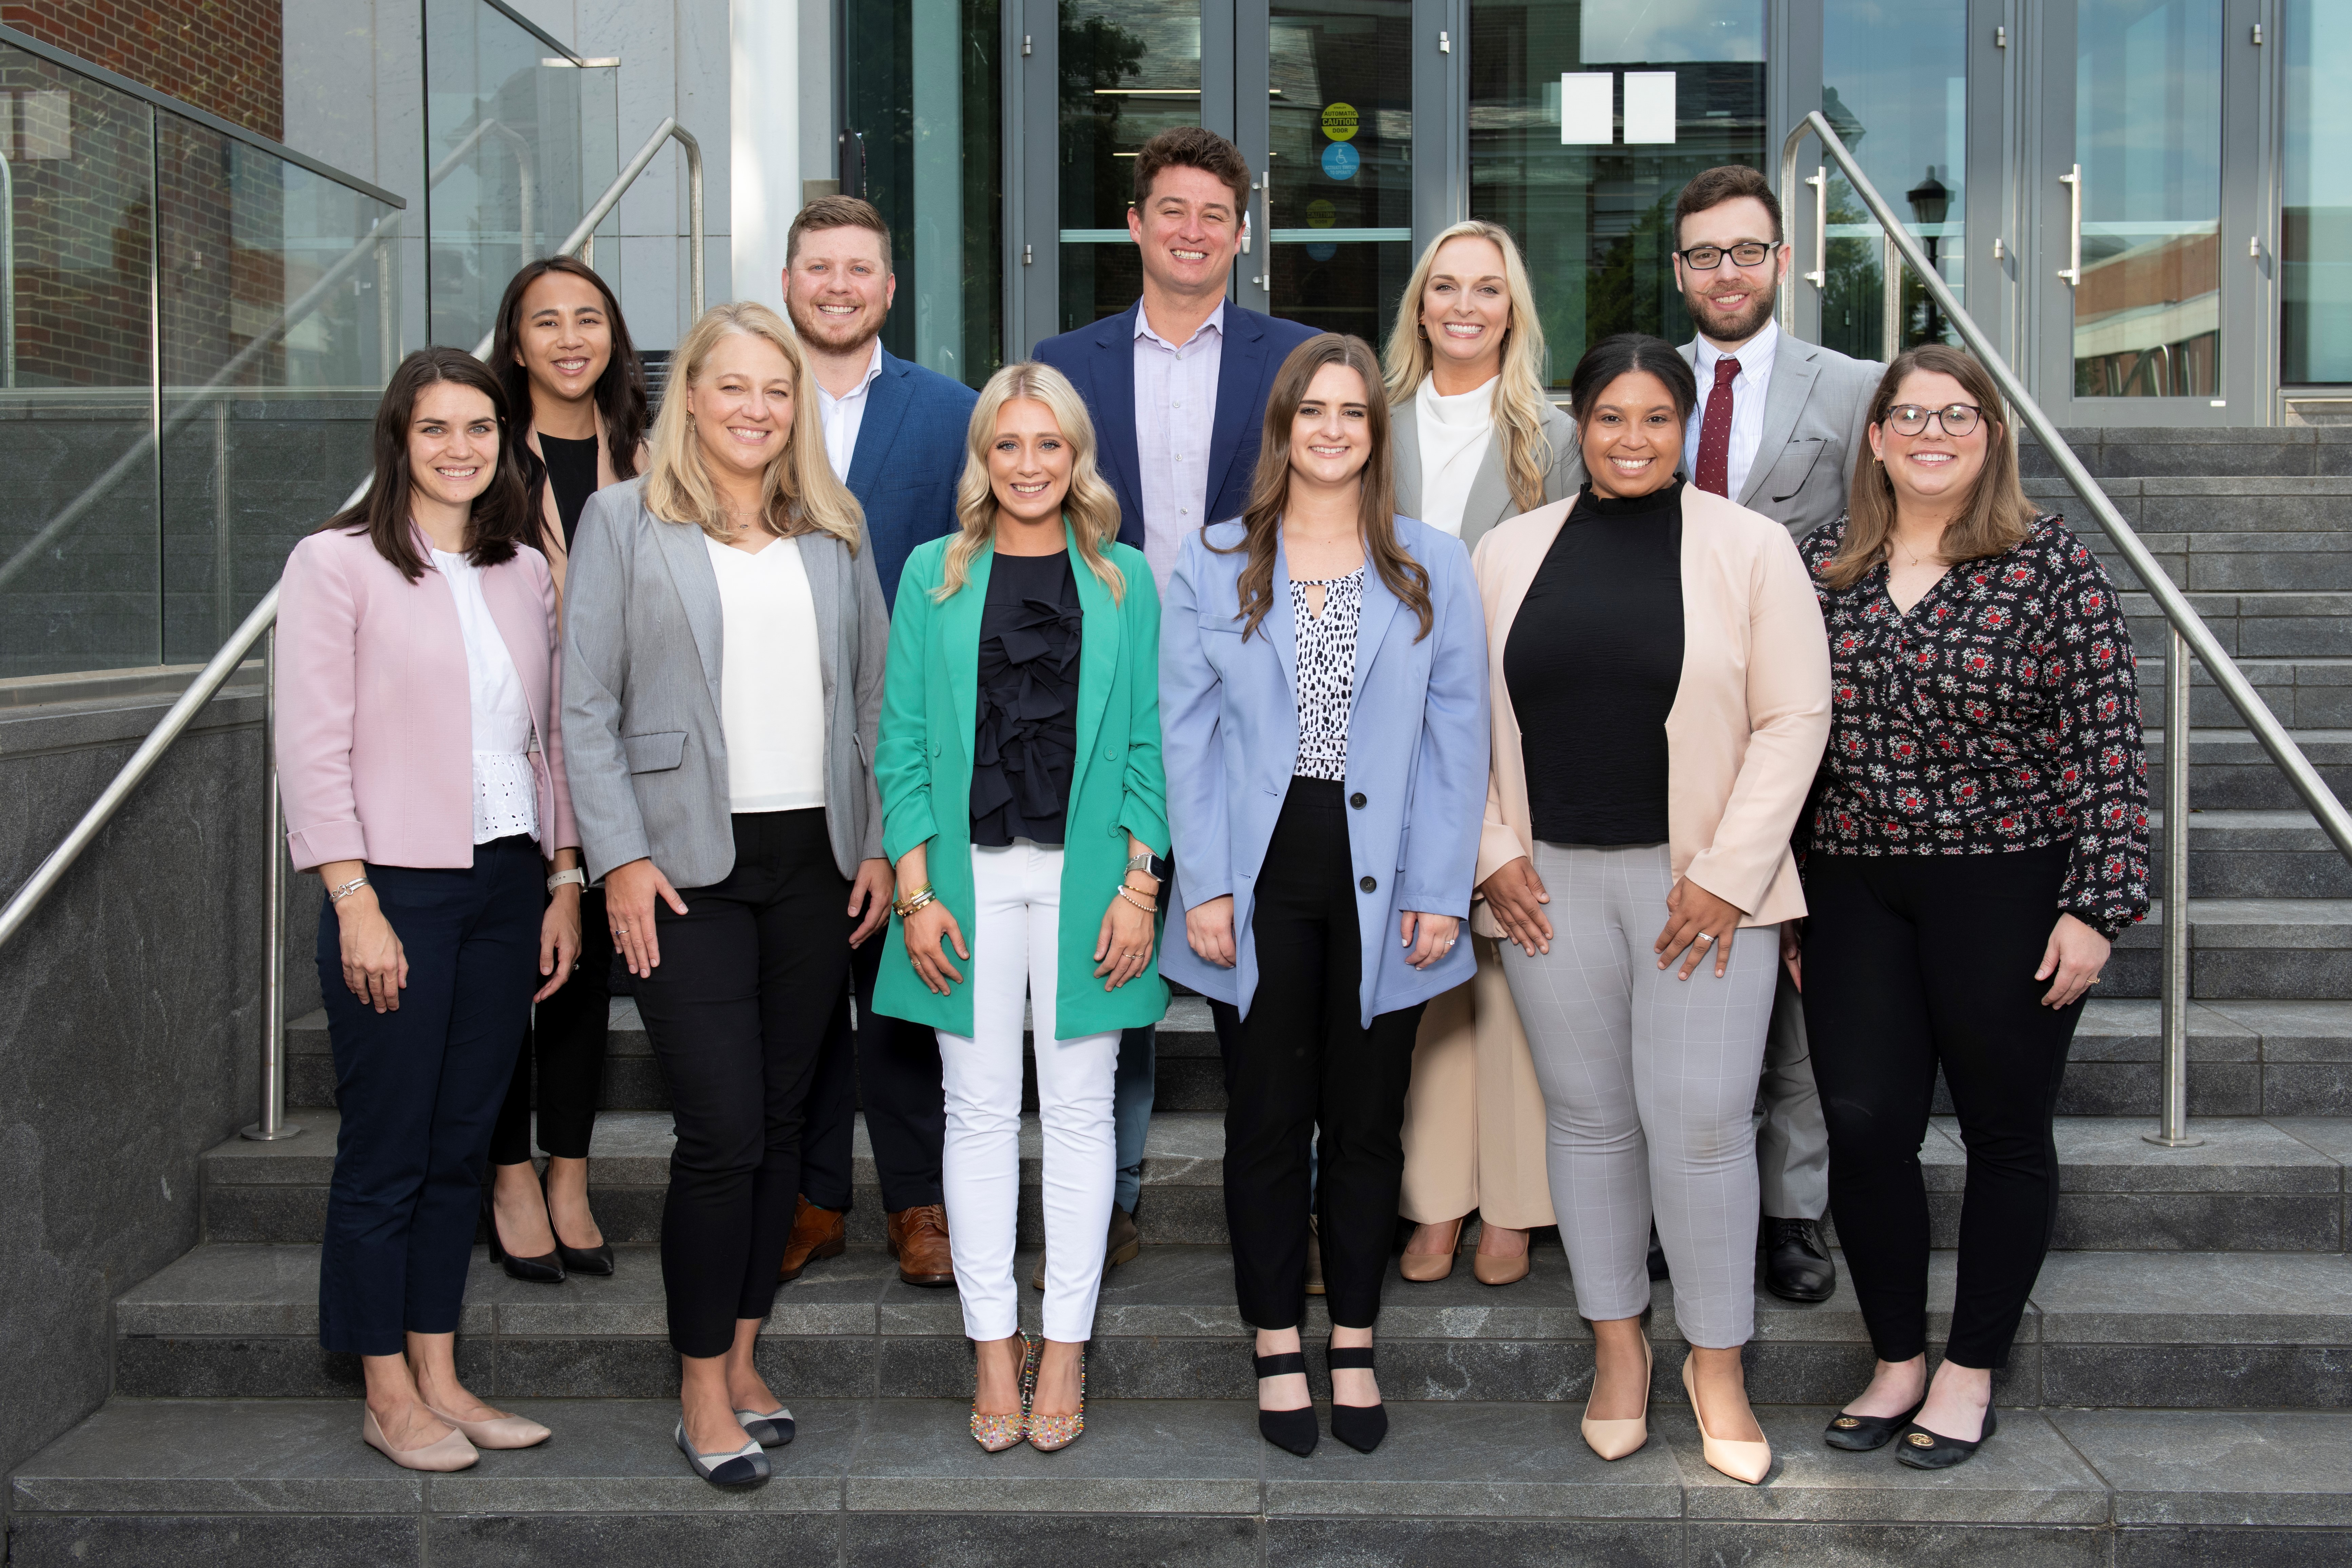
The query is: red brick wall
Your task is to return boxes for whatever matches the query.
[2,2,283,141]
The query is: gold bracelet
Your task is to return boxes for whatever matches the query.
[1115,883,1158,915]
[893,884,938,919]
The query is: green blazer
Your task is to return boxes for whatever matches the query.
[874,525,1170,1039]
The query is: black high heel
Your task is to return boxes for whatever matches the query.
[1326,1343,1387,1454]
[1896,1404,1998,1470]
[483,1187,565,1284]
[543,1167,613,1276]
[1254,1350,1318,1457]
[1824,1397,1925,1452]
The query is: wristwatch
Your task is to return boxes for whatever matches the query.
[1125,849,1171,885]
[546,867,587,894]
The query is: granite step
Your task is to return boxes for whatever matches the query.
[2155,727,2352,811]
[2137,656,2352,731]
[2151,809,2352,899]
[2124,593,2352,662]
[196,1110,2351,1253]
[2068,999,2352,1118]
[2106,898,2352,1001]
[105,1240,2352,1412]
[14,1395,2352,1566]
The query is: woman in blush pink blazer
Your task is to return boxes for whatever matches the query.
[276,347,582,1475]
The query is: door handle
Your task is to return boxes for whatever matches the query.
[2058,164,2082,286]
[1250,172,1272,291]
[1803,167,1825,288]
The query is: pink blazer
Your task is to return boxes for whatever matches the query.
[276,524,579,872]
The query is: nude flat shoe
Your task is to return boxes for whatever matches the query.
[1580,1336,1651,1460]
[1399,1216,1463,1283]
[423,1401,551,1450]
[1682,1354,1772,1484]
[362,1407,479,1472]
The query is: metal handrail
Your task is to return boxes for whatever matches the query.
[1781,110,2352,1148]
[0,115,706,1140]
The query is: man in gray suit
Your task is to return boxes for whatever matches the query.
[1671,162,1883,1303]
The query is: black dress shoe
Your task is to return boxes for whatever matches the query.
[1896,1404,1997,1470]
[1823,1397,1924,1451]
[484,1192,565,1284]
[1325,1344,1387,1454]
[1646,1222,1669,1282]
[1254,1351,1318,1457]
[544,1170,614,1275]
[1762,1217,1835,1303]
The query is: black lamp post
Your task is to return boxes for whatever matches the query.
[1907,166,1950,344]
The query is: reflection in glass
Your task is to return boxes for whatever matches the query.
[1821,1,1965,361]
[1467,0,1765,389]
[1056,0,1202,332]
[2283,0,2352,383]
[2072,0,2221,398]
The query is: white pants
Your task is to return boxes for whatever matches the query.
[937,841,1122,1342]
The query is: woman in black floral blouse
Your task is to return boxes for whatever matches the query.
[1795,345,2149,1472]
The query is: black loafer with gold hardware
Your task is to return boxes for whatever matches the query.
[1823,1398,1924,1452]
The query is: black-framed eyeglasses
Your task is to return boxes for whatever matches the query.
[1885,402,1983,437]
[1674,241,1778,271]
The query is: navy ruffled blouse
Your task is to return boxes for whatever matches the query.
[969,550,1083,847]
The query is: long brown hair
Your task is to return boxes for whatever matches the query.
[1824,344,2036,590]
[1214,333,1431,642]
[322,347,532,582]
[489,256,648,548]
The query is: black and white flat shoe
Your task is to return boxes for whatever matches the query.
[735,1406,795,1447]
[1896,1404,1997,1470]
[675,1421,770,1487]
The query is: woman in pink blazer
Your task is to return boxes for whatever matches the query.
[276,347,583,1474]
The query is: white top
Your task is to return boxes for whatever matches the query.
[1413,376,1498,538]
[815,338,885,483]
[1132,299,1225,592]
[703,533,828,812]
[1682,315,1781,503]
[431,547,540,845]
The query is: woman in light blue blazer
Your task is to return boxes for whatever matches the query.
[1161,332,1490,1459]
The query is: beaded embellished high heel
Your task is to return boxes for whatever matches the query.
[1027,1343,1087,1451]
[969,1332,1036,1452]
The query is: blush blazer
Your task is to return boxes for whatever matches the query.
[1469,483,1830,935]
[276,523,578,873]
[1159,515,1491,1026]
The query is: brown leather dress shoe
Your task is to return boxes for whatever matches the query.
[888,1204,956,1287]
[779,1195,846,1282]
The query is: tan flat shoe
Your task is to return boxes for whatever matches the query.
[423,1401,551,1450]
[362,1407,478,1472]
[1580,1336,1651,1460]
[1682,1355,1772,1484]
[1399,1216,1464,1282]
[1472,1226,1530,1286]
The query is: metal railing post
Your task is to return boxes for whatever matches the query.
[243,623,299,1141]
[2149,627,2200,1148]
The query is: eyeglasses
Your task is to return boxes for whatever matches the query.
[1674,241,1777,271]
[1885,403,1983,438]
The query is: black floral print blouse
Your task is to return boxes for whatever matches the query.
[1800,513,2152,939]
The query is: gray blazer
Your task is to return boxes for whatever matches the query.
[1677,335,1883,541]
[562,477,889,887]
[1391,394,1580,550]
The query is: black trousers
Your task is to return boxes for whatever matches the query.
[799,928,947,1213]
[633,810,853,1357]
[1801,846,2085,1370]
[316,836,541,1355]
[1211,779,1426,1332]
[489,885,612,1164]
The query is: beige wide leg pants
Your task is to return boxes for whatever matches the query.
[1397,936,1557,1229]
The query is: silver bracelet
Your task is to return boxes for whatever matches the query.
[327,875,370,905]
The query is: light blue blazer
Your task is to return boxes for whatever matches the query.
[1159,515,1490,1026]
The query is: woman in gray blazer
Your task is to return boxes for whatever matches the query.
[1381,220,1576,1288]
[563,302,890,1489]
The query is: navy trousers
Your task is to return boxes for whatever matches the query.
[316,836,543,1356]
[800,929,947,1213]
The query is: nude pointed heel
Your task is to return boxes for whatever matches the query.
[1399,1216,1463,1283]
[1682,1355,1772,1485]
[1580,1337,1651,1461]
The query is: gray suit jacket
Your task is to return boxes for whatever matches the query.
[1391,395,1580,550]
[1677,335,1882,541]
[561,477,889,887]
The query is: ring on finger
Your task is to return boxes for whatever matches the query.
[1694,932,1714,945]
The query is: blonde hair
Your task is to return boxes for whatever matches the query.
[1382,220,1555,515]
[642,301,862,549]
[939,362,1126,604]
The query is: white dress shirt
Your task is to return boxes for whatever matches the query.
[815,338,886,484]
[703,534,828,812]
[1413,375,1498,538]
[1682,315,1781,502]
[431,548,539,845]
[1132,300,1225,591]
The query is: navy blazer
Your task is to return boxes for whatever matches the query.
[1034,302,1318,548]
[846,345,980,608]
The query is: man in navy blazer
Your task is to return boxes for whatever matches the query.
[1032,127,1317,1262]
[784,196,977,1288]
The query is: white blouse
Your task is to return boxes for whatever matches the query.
[704,533,828,813]
[431,548,540,845]
[1414,375,1498,539]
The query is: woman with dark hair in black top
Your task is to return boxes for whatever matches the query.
[482,256,652,1283]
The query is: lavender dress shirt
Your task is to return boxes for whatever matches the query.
[1131,300,1225,591]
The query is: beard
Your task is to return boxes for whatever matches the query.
[1682,277,1776,344]
[788,296,883,356]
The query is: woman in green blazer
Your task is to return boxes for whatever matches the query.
[874,361,1169,1456]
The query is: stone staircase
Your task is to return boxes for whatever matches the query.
[11,431,2352,1565]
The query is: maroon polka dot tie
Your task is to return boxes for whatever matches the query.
[1694,356,1740,497]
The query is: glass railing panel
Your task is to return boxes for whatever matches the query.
[0,41,161,677]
